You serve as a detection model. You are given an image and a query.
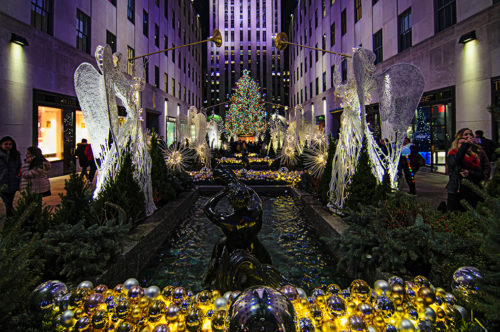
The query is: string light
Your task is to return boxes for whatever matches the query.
[225,70,266,137]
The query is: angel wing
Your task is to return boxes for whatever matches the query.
[74,62,110,163]
[376,63,425,142]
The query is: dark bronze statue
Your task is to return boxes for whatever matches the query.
[203,165,288,292]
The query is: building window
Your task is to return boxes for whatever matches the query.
[315,77,319,95]
[164,0,168,18]
[323,72,327,92]
[37,106,63,161]
[127,46,134,75]
[331,65,335,87]
[155,66,159,87]
[108,0,116,5]
[322,35,326,55]
[127,0,135,23]
[373,0,379,4]
[310,82,313,99]
[76,9,90,54]
[106,30,116,53]
[172,78,175,96]
[341,9,346,36]
[154,24,159,47]
[31,0,52,34]
[398,8,412,53]
[164,73,168,92]
[330,23,335,46]
[315,10,318,28]
[373,29,382,64]
[322,0,326,17]
[143,10,149,37]
[341,59,347,82]
[144,60,149,83]
[355,0,362,22]
[435,0,456,33]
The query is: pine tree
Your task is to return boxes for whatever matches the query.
[92,147,146,227]
[473,193,500,329]
[149,135,176,207]
[344,138,379,211]
[318,133,336,205]
[225,70,266,137]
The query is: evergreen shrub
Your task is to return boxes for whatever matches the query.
[92,149,145,227]
[150,135,176,206]
[53,173,93,226]
[328,191,485,288]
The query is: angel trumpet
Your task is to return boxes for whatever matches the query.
[128,29,222,62]
[274,32,352,58]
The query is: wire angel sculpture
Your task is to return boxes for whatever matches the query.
[328,48,424,212]
[74,45,156,216]
[268,112,287,154]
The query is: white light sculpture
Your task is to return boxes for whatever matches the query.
[328,48,425,212]
[74,45,156,215]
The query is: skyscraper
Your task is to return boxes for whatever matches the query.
[205,0,286,117]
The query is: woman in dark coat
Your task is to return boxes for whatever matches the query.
[0,136,22,217]
[446,128,484,212]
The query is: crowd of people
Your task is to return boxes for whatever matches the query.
[1,128,498,217]
[0,136,98,217]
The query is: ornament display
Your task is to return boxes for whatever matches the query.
[33,275,467,331]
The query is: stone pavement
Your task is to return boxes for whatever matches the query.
[1,171,449,215]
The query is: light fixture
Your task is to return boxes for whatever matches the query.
[10,33,29,46]
[459,30,476,44]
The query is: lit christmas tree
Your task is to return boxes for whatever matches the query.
[225,70,266,137]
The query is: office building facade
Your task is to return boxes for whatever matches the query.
[205,0,287,118]
[1,0,202,175]
[289,0,500,171]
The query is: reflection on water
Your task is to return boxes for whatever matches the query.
[139,195,336,293]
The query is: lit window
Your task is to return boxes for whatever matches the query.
[38,106,63,161]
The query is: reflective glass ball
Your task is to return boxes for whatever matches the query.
[227,286,296,332]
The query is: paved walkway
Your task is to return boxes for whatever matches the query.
[1,171,449,215]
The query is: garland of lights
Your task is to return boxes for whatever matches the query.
[225,70,266,137]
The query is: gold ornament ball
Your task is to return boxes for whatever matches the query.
[417,287,436,306]
[211,310,226,330]
[413,276,431,289]
[350,279,371,302]
[91,309,108,329]
[148,300,166,322]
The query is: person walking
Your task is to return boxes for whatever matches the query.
[475,130,497,162]
[75,138,89,178]
[399,138,424,195]
[446,128,484,212]
[20,146,51,196]
[0,136,22,217]
[85,143,97,183]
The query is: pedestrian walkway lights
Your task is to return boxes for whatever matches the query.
[274,32,352,58]
[128,28,222,62]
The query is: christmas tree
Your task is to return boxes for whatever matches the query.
[225,70,266,137]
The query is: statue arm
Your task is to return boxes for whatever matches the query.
[204,189,230,224]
